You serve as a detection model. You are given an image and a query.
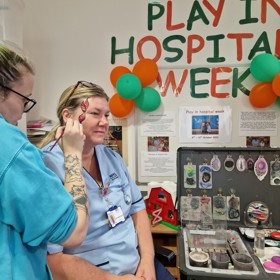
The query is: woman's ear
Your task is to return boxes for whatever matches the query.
[61,108,72,124]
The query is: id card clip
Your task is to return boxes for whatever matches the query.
[107,206,125,228]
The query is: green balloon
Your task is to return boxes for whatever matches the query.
[250,53,280,82]
[135,87,161,112]
[116,74,142,100]
[276,97,280,106]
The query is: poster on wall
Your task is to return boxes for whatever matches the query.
[140,151,176,177]
[103,126,123,156]
[179,106,232,143]
[239,110,277,136]
[140,111,176,137]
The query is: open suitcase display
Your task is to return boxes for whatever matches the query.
[176,147,280,280]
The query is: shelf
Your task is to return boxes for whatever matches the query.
[151,223,178,234]
[151,223,180,280]
[161,245,177,255]
[166,266,180,278]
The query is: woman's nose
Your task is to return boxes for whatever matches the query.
[100,116,109,125]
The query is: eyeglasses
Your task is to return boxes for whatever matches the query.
[65,81,94,123]
[49,81,91,152]
[64,81,95,107]
[0,83,36,112]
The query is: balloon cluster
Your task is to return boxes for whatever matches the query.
[249,53,280,108]
[109,59,161,118]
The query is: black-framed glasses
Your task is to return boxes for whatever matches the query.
[64,80,95,107]
[0,83,37,112]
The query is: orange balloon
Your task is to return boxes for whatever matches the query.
[272,73,280,96]
[132,59,158,87]
[109,93,134,118]
[249,82,277,108]
[110,66,131,88]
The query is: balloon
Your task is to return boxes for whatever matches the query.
[134,87,161,112]
[116,74,142,100]
[110,66,131,88]
[109,93,134,118]
[276,97,280,106]
[272,74,280,96]
[250,53,280,82]
[132,59,158,87]
[249,82,277,108]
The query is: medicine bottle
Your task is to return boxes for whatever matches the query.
[254,220,265,258]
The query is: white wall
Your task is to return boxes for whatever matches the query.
[22,1,280,182]
[23,0,140,178]
[23,0,145,119]
[0,0,26,132]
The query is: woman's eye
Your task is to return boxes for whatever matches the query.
[89,112,110,118]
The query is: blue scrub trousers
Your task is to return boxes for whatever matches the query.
[155,257,176,280]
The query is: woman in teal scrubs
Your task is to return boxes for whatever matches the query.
[0,44,89,279]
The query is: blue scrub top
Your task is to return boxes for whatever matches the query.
[42,143,145,275]
[0,115,77,279]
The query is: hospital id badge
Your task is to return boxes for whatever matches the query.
[107,206,125,228]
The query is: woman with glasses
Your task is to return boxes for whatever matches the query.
[0,44,89,279]
[38,82,175,280]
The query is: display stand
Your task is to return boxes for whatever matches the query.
[176,147,280,280]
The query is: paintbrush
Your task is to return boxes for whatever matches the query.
[49,128,65,151]
[49,98,88,151]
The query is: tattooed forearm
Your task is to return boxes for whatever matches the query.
[70,184,88,215]
[64,154,88,215]
[64,154,83,183]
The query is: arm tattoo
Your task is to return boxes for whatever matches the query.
[65,154,83,183]
[70,184,88,215]
[65,154,88,215]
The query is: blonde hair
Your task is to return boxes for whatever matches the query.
[37,82,109,149]
[0,44,34,98]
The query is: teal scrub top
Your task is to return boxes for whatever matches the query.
[0,115,77,279]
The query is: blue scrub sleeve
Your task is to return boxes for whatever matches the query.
[114,151,145,215]
[47,242,64,254]
[43,147,66,181]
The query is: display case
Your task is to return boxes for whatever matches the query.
[176,147,280,280]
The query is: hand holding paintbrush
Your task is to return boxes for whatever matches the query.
[49,119,85,152]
